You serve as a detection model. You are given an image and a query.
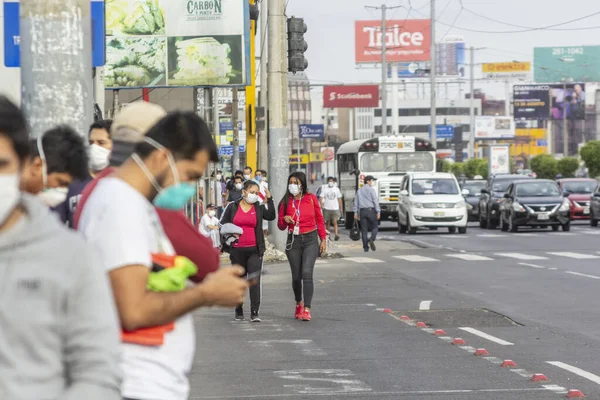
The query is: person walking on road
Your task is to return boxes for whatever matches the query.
[354,175,380,252]
[320,176,343,241]
[278,172,327,321]
[221,180,275,322]
[200,203,221,249]
[227,175,244,205]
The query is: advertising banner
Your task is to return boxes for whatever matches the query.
[355,19,430,64]
[321,146,335,162]
[534,46,600,83]
[513,84,585,120]
[513,85,551,120]
[323,85,379,108]
[550,83,586,120]
[475,116,515,140]
[482,62,531,80]
[299,124,325,139]
[489,145,511,175]
[105,0,249,89]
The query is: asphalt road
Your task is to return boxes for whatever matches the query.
[187,220,600,399]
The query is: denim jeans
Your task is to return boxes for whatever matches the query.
[285,230,319,308]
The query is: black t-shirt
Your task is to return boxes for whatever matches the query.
[227,189,243,202]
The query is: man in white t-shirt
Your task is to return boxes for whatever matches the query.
[320,176,343,241]
[79,107,249,400]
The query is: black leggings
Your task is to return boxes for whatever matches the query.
[230,246,263,312]
[285,230,319,308]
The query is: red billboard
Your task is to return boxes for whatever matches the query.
[355,19,431,64]
[323,85,379,108]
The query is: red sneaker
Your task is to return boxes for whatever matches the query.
[295,303,304,319]
[301,309,312,321]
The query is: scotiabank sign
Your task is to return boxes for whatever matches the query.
[323,85,379,108]
[355,19,431,63]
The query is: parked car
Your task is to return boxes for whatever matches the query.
[557,178,597,221]
[479,174,534,229]
[499,179,570,232]
[397,172,469,234]
[460,179,486,221]
[589,182,600,227]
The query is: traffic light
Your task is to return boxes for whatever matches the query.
[287,17,308,73]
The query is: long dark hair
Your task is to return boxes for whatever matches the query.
[278,171,309,213]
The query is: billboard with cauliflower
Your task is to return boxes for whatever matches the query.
[105,0,249,89]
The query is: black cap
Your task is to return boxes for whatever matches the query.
[364,175,377,182]
[206,203,216,209]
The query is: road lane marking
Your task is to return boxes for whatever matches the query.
[394,255,439,262]
[250,340,327,356]
[274,369,372,394]
[582,230,600,235]
[565,271,600,280]
[496,253,548,260]
[548,252,600,259]
[459,327,514,345]
[547,361,600,385]
[419,300,432,310]
[519,262,546,269]
[446,253,494,261]
[549,267,559,270]
[516,233,539,237]
[345,257,384,263]
[551,232,576,236]
[315,259,329,264]
[476,234,508,238]
[542,384,568,394]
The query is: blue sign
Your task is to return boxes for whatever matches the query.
[218,146,234,156]
[219,121,243,134]
[4,0,106,68]
[299,124,325,139]
[238,145,246,153]
[428,125,455,139]
[537,139,548,147]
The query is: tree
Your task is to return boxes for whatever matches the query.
[557,157,579,178]
[530,154,558,179]
[438,159,452,173]
[462,158,488,179]
[450,162,463,177]
[580,141,600,178]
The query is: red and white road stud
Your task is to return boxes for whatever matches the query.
[415,321,427,328]
[400,315,410,321]
[566,389,585,398]
[434,329,446,336]
[530,373,549,382]
[451,338,466,345]
[474,348,489,356]
[382,308,392,313]
[501,360,517,368]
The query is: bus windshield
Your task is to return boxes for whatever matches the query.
[359,152,434,173]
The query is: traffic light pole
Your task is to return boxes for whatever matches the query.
[258,0,269,171]
[267,0,290,251]
[232,87,240,171]
[429,0,437,145]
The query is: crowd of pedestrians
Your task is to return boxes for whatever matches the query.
[0,96,328,400]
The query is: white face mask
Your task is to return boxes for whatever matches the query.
[88,144,111,171]
[0,174,20,225]
[288,184,300,196]
[208,210,216,217]
[216,174,222,180]
[243,174,251,181]
[235,183,243,190]
[328,182,334,188]
[245,193,259,204]
[38,187,68,208]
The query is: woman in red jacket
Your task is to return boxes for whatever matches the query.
[278,171,327,321]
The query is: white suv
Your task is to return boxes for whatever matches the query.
[397,172,469,234]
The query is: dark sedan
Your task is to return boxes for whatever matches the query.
[479,174,534,229]
[499,179,571,232]
[460,180,486,221]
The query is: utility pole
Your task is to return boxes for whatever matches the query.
[562,80,568,157]
[232,87,240,171]
[268,0,290,251]
[21,0,93,138]
[429,0,437,145]
[469,46,475,159]
[381,4,387,136]
[258,0,269,170]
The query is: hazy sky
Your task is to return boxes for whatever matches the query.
[284,0,600,99]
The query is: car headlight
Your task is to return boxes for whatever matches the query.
[512,202,526,212]
[410,201,423,208]
[466,203,473,210]
[454,200,466,208]
[559,199,570,212]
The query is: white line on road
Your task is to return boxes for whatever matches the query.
[476,234,508,238]
[459,327,514,345]
[519,262,547,269]
[345,257,384,263]
[419,300,432,310]
[497,253,548,260]
[394,255,439,262]
[516,233,540,237]
[551,232,577,236]
[548,267,559,271]
[565,271,600,280]
[547,361,600,385]
[446,253,494,261]
[542,384,568,394]
[548,252,600,259]
[583,231,600,235]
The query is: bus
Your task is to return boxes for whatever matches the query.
[337,136,436,228]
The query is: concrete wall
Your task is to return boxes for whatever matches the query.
[103,88,196,118]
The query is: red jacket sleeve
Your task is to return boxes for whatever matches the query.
[311,193,327,240]
[157,209,219,283]
[277,200,290,231]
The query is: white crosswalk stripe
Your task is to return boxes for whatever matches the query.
[551,232,576,236]
[547,252,600,259]
[345,257,384,263]
[582,230,600,235]
[476,234,508,238]
[446,253,494,261]
[494,253,548,260]
[393,255,439,262]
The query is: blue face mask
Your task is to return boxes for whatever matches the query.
[255,176,262,182]
[153,182,197,210]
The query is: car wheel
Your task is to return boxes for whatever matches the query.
[479,206,488,228]
[398,218,406,234]
[448,227,457,234]
[562,222,571,232]
[591,210,598,227]
[551,225,560,232]
[407,214,417,235]
[500,213,508,232]
[458,226,467,234]
[487,211,497,230]
[509,213,518,233]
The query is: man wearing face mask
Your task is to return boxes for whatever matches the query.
[0,96,122,399]
[353,175,381,252]
[220,180,275,321]
[20,125,89,208]
[200,203,220,248]
[243,165,253,182]
[320,176,343,241]
[78,111,249,400]
[227,175,244,205]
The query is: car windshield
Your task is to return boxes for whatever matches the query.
[493,179,521,192]
[412,178,459,195]
[461,181,485,196]
[516,182,561,197]
[359,152,434,173]
[562,181,596,194]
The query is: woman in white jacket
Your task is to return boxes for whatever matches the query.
[200,203,221,248]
